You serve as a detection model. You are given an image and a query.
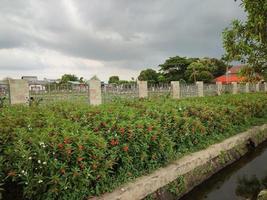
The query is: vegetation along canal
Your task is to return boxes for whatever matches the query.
[176,140,267,200]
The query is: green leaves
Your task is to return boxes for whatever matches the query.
[1,94,267,199]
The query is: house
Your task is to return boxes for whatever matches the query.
[21,76,46,92]
[215,65,245,84]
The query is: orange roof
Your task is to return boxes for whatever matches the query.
[215,74,244,83]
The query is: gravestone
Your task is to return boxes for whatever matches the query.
[8,79,29,105]
[138,81,148,98]
[196,81,204,97]
[88,76,102,105]
[256,83,260,92]
[245,83,250,93]
[216,82,222,95]
[171,81,180,99]
[232,82,238,94]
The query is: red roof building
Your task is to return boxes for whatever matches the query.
[215,65,245,84]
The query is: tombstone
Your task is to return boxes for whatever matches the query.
[256,82,260,92]
[138,81,148,98]
[246,83,249,93]
[171,81,180,99]
[232,82,238,94]
[196,81,204,97]
[88,76,102,105]
[216,82,222,95]
[8,79,29,105]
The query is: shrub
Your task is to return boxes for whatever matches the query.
[1,93,267,199]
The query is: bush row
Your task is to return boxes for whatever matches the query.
[1,93,267,199]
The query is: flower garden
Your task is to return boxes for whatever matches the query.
[1,93,267,200]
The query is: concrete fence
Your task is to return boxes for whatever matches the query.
[1,78,267,105]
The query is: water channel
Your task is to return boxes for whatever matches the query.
[177,141,267,200]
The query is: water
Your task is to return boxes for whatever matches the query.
[179,141,267,200]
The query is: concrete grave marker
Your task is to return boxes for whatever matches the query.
[8,79,29,105]
[138,81,148,98]
[171,81,180,99]
[88,76,102,105]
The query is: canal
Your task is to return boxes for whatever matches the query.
[178,141,267,200]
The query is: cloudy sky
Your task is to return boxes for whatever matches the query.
[0,0,245,81]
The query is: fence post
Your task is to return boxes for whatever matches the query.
[196,81,204,97]
[216,82,222,95]
[8,79,29,105]
[245,82,250,93]
[256,82,260,92]
[232,82,238,94]
[138,81,148,98]
[264,82,267,92]
[88,76,102,105]
[171,81,180,99]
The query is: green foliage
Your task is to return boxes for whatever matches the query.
[0,97,6,108]
[1,94,267,199]
[222,0,267,78]
[108,76,120,84]
[159,56,198,82]
[60,74,79,84]
[138,69,159,84]
[185,61,214,83]
[159,56,227,83]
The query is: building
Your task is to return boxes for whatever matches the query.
[215,65,245,84]
[21,76,46,92]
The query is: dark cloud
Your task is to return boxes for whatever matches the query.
[0,0,245,79]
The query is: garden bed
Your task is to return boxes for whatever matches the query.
[1,93,267,199]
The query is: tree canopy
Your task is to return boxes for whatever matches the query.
[223,0,267,78]
[108,76,120,84]
[60,74,79,84]
[138,68,159,84]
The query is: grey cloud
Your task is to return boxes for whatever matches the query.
[0,0,246,76]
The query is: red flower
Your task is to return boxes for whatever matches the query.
[63,138,71,144]
[58,143,64,149]
[123,146,129,152]
[78,145,84,151]
[119,127,125,134]
[77,157,84,162]
[148,126,153,132]
[110,139,119,146]
[151,135,157,141]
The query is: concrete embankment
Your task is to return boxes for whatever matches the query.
[92,124,267,200]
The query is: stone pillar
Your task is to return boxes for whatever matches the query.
[88,76,102,105]
[138,81,148,98]
[232,82,238,94]
[264,82,267,92]
[196,81,204,97]
[216,82,222,95]
[8,79,29,105]
[171,81,180,99]
[245,83,250,93]
[256,82,260,92]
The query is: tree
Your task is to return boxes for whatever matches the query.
[185,61,214,83]
[223,0,267,78]
[108,76,120,84]
[138,68,159,84]
[239,65,262,83]
[201,57,227,77]
[60,74,78,84]
[159,56,198,82]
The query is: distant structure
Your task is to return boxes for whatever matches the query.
[21,76,46,92]
[215,65,245,84]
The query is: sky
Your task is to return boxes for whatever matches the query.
[0,0,246,82]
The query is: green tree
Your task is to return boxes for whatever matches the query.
[201,57,227,77]
[222,0,267,78]
[60,74,78,84]
[138,68,159,84]
[185,61,214,83]
[159,56,198,82]
[108,76,120,84]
